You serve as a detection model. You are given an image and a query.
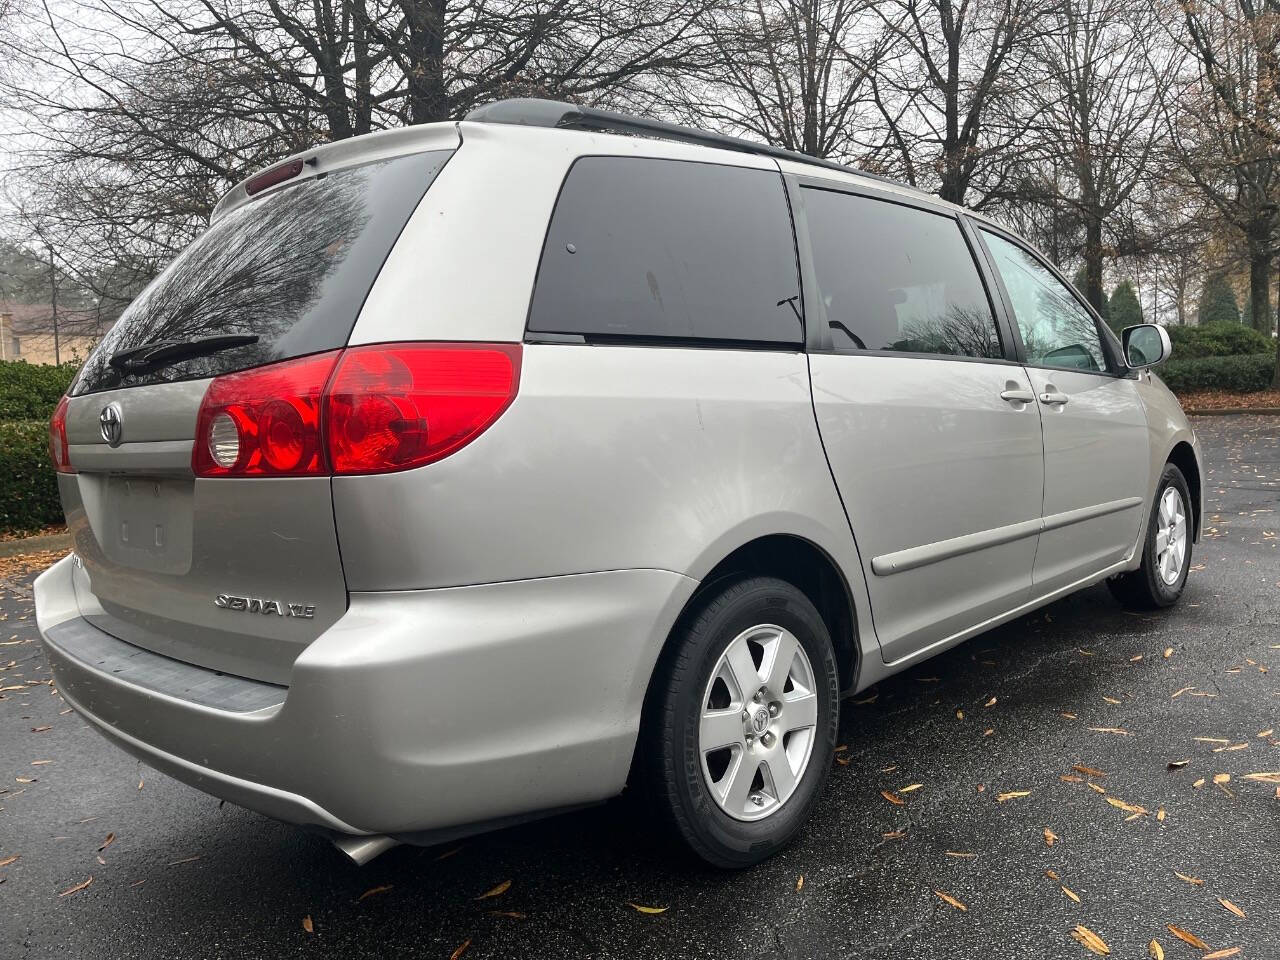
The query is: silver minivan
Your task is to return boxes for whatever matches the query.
[35,99,1202,868]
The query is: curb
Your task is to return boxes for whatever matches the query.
[0,531,71,559]
[1184,407,1280,416]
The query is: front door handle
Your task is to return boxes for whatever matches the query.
[999,387,1035,404]
[1038,390,1069,406]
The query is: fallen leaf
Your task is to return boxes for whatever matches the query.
[1213,743,1248,753]
[98,833,114,853]
[880,790,905,805]
[1242,771,1280,783]
[1167,760,1189,770]
[1166,925,1209,950]
[1087,783,1107,795]
[435,846,462,860]
[58,876,93,897]
[795,875,804,892]
[1071,924,1110,955]
[1044,828,1058,847]
[984,697,997,707]
[834,754,852,766]
[1194,737,1229,744]
[1130,655,1144,662]
[1104,797,1146,815]
[1171,686,1194,699]
[1213,773,1231,784]
[449,938,472,960]
[1102,696,1121,705]
[1061,774,1084,783]
[945,851,977,858]
[1148,939,1164,960]
[168,855,201,866]
[956,709,965,719]
[1062,885,1080,903]
[1258,728,1274,738]
[475,880,511,900]
[1073,765,1107,778]
[899,783,923,793]
[1045,869,1059,880]
[882,829,907,839]
[30,725,50,733]
[1061,712,1078,719]
[1202,949,1241,959]
[357,884,393,902]
[1157,807,1166,822]
[1218,898,1245,919]
[1088,727,1131,735]
[934,890,967,911]
[0,855,18,867]
[1164,647,1173,658]
[1193,778,1206,788]
[301,915,314,934]
[996,790,1030,802]
[627,903,668,914]
[487,910,526,918]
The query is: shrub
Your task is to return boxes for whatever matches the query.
[0,420,63,534]
[1198,273,1240,325]
[0,360,76,421]
[1159,353,1275,394]
[1166,322,1275,359]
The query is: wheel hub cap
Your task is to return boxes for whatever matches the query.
[1155,486,1188,586]
[698,624,819,822]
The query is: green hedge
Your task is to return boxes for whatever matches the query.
[0,420,63,534]
[0,360,76,421]
[1166,322,1275,360]
[1160,353,1276,393]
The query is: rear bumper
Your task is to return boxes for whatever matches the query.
[35,555,695,837]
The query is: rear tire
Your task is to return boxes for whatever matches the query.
[1108,463,1193,610]
[641,575,839,868]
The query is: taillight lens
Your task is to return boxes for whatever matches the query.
[48,395,74,474]
[192,350,340,477]
[192,343,521,478]
[327,343,521,474]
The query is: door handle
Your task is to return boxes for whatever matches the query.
[999,388,1035,404]
[1038,390,1069,406]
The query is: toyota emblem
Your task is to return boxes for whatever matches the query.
[99,403,124,447]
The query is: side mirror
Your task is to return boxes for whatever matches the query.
[1122,324,1171,369]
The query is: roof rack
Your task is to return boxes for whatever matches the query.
[464,98,909,190]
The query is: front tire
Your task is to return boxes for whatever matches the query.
[1108,463,1193,610]
[641,575,839,868]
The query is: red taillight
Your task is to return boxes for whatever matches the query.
[326,343,520,474]
[192,343,521,478]
[48,395,74,474]
[192,350,340,477]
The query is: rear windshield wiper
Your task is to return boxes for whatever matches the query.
[108,334,260,375]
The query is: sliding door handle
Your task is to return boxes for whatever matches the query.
[999,388,1035,404]
[1038,390,1069,406]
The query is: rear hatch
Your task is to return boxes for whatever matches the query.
[57,145,454,685]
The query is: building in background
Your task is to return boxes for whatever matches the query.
[0,302,104,366]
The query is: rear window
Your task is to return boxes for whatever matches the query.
[527,157,802,346]
[72,150,452,396]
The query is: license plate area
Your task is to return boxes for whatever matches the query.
[99,475,194,574]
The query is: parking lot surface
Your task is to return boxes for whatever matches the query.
[2,415,1277,959]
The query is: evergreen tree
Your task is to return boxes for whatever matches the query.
[1108,281,1144,332]
[1198,273,1241,325]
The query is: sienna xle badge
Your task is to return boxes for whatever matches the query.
[36,100,1202,868]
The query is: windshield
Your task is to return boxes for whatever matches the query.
[72,149,452,395]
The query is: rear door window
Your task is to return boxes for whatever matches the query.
[802,188,1003,359]
[72,150,453,396]
[527,157,802,346]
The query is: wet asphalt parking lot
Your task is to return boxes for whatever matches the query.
[1,414,1277,959]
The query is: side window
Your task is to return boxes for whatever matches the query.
[802,188,1002,359]
[527,157,801,346]
[981,230,1107,373]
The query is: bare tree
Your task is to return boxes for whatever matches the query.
[869,0,1052,207]
[669,0,895,161]
[1031,0,1173,314]
[1163,0,1280,338]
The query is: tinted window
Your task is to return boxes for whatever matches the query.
[72,150,452,395]
[981,230,1107,373]
[527,157,801,345]
[802,188,1002,359]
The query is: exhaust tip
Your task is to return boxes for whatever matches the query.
[333,834,399,866]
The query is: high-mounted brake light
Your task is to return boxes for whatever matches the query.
[245,158,305,196]
[192,343,521,478]
[48,395,74,474]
